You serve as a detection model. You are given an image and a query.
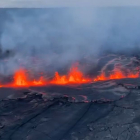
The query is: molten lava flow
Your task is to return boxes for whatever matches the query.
[68,66,88,82]
[14,69,28,86]
[93,69,139,81]
[10,69,47,87]
[33,77,45,85]
[51,72,67,84]
[0,63,139,88]
[51,65,90,84]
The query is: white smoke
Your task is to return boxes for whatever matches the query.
[0,8,140,75]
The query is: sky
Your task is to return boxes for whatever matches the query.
[0,0,140,7]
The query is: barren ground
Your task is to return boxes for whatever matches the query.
[1,78,140,140]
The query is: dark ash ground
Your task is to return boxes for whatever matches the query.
[1,78,140,140]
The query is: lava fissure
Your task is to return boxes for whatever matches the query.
[0,64,139,88]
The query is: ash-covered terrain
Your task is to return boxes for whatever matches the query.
[1,78,140,140]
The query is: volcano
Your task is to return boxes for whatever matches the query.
[1,7,140,140]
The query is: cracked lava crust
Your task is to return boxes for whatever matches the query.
[0,78,140,140]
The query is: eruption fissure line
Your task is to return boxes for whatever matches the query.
[0,65,139,88]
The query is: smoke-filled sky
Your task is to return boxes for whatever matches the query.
[0,8,140,75]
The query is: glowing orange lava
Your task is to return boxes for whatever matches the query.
[33,77,45,85]
[0,64,139,88]
[8,69,47,87]
[51,65,90,84]
[14,69,28,86]
[94,69,139,81]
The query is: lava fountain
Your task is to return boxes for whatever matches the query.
[0,63,139,88]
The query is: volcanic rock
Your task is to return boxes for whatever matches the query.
[0,79,140,140]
